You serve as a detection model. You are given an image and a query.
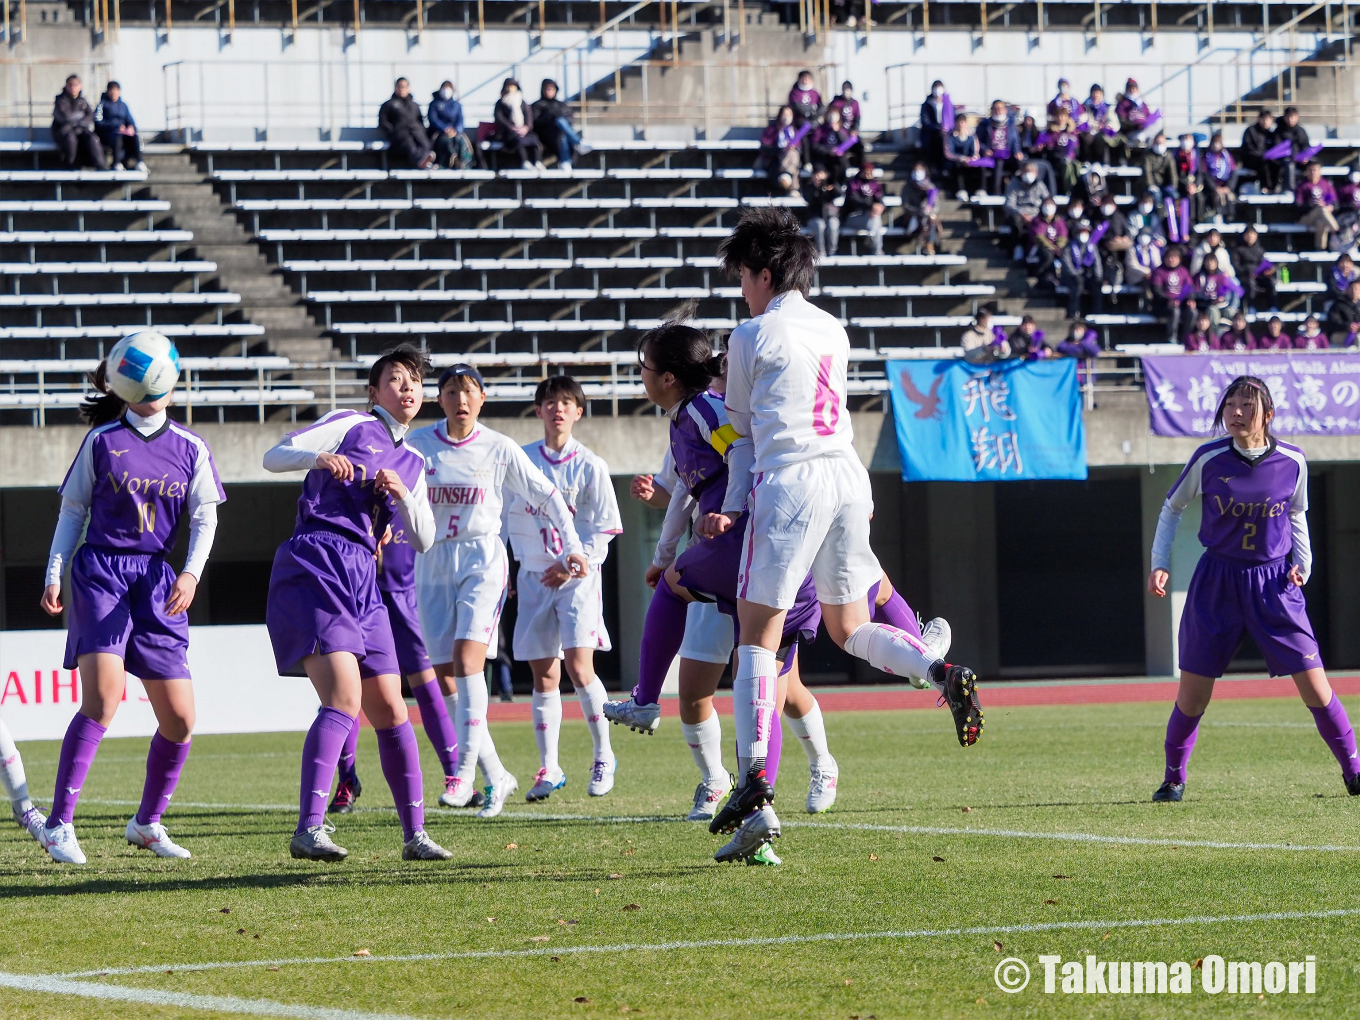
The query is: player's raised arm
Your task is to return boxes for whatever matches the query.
[505,442,587,572]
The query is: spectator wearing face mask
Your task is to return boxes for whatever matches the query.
[1037,110,1080,193]
[1220,310,1255,351]
[1194,252,1243,327]
[1125,231,1163,287]
[1141,133,1177,207]
[920,80,954,169]
[1017,109,1042,157]
[1148,246,1196,341]
[977,100,1020,195]
[810,108,854,185]
[844,161,886,255]
[1296,160,1340,250]
[1241,108,1280,193]
[944,115,984,200]
[428,81,477,169]
[1275,107,1311,191]
[533,79,590,171]
[1295,314,1330,349]
[756,106,801,192]
[1080,85,1118,165]
[789,71,823,127]
[1325,279,1360,346]
[1126,192,1167,246]
[1183,310,1219,352]
[829,81,861,133]
[1004,161,1051,261]
[1203,133,1238,222]
[378,77,434,169]
[1231,225,1276,311]
[495,78,545,170]
[1029,199,1067,288]
[1061,222,1105,319]
[1048,79,1083,124]
[1190,228,1236,281]
[1095,197,1131,289]
[801,167,844,257]
[52,75,105,170]
[1116,79,1158,146]
[1056,320,1102,359]
[1173,133,1206,225]
[902,162,941,256]
[1330,252,1360,299]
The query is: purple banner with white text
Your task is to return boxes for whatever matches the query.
[1142,352,1360,437]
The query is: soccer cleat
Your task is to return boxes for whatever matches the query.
[920,617,953,661]
[18,806,47,843]
[439,776,476,808]
[402,831,454,860]
[1152,781,1185,803]
[40,822,87,865]
[1347,773,1360,797]
[289,825,348,861]
[329,776,361,815]
[477,771,519,819]
[931,662,983,747]
[687,779,730,822]
[602,699,660,735]
[714,804,781,863]
[745,842,783,866]
[526,767,567,802]
[588,758,616,797]
[806,761,839,814]
[125,818,191,859]
[708,771,774,835]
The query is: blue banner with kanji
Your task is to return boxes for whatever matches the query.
[887,358,1087,482]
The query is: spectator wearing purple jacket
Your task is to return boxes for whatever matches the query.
[810,107,854,185]
[1029,199,1067,288]
[1037,110,1080,192]
[1060,223,1105,319]
[1256,315,1291,350]
[1183,311,1219,352]
[1080,84,1115,164]
[789,71,823,126]
[1330,252,1360,298]
[1047,79,1083,124]
[844,161,886,255]
[1056,320,1102,359]
[977,100,1021,195]
[1148,246,1196,341]
[1203,133,1238,222]
[1116,79,1157,144]
[1295,314,1330,349]
[902,162,941,255]
[1195,253,1243,326]
[829,81,861,133]
[1296,161,1340,250]
[1220,310,1255,352]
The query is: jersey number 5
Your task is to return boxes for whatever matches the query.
[812,355,841,437]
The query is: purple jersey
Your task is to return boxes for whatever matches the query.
[1166,439,1308,565]
[59,416,224,555]
[377,508,417,592]
[669,390,739,518]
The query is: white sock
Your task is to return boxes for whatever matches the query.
[454,674,487,784]
[478,730,505,786]
[680,712,726,785]
[786,700,834,769]
[844,623,940,684]
[0,718,33,814]
[531,687,563,774]
[734,645,777,778]
[576,678,613,762]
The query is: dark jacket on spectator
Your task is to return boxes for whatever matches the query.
[1326,293,1360,341]
[1003,175,1049,218]
[844,176,884,216]
[1231,236,1270,281]
[495,95,536,142]
[95,96,135,135]
[977,116,1020,156]
[800,175,843,223]
[531,93,572,140]
[944,130,980,163]
[901,175,938,214]
[1141,148,1177,193]
[52,91,96,134]
[379,93,426,141]
[1241,122,1276,163]
[1275,121,1311,160]
[789,87,822,125]
[428,92,465,135]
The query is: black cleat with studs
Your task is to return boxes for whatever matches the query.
[932,662,983,747]
[708,771,774,835]
[1152,781,1185,802]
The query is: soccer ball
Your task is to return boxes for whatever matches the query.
[106,331,181,404]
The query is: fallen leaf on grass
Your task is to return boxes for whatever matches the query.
[993,941,1003,952]
[165,970,173,975]
[530,936,551,943]
[1192,958,1203,970]
[960,806,973,813]
[267,966,280,973]
[608,874,622,880]
[551,956,560,962]
[975,997,987,1005]
[486,917,496,923]
[622,903,641,911]
[218,908,231,914]
[844,978,852,986]
[1052,875,1070,880]
[931,856,944,862]
[1102,933,1112,941]
[236,929,246,935]
[621,849,635,856]
[868,854,879,861]
[353,949,371,957]
[1043,899,1058,906]
[506,843,519,850]
[574,997,592,1004]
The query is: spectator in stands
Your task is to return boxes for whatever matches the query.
[1063,198,1089,238]
[1148,245,1195,341]
[1336,168,1360,250]
[1194,252,1243,326]
[378,78,434,170]
[1141,133,1177,207]
[1296,314,1329,349]
[1190,227,1236,280]
[1095,195,1131,294]
[1275,107,1312,191]
[1326,279,1360,345]
[801,167,843,257]
[843,161,886,255]
[1116,79,1158,146]
[1258,315,1291,349]
[1008,315,1049,359]
[1080,84,1114,164]
[1232,224,1276,311]
[1127,191,1167,246]
[428,81,477,170]
[961,309,1011,363]
[944,115,984,200]
[810,107,854,185]
[533,79,590,171]
[1241,108,1280,193]
[51,75,104,170]
[827,82,864,165]
[1174,133,1206,226]
[1029,198,1067,288]
[1057,320,1101,359]
[1203,133,1238,222]
[1048,79,1082,124]
[1332,252,1360,298]
[978,100,1020,195]
[93,82,144,173]
[1296,160,1340,250]
[1017,109,1042,157]
[902,161,940,255]
[1038,110,1080,193]
[756,106,801,193]
[1126,230,1162,287]
[1074,166,1110,211]
[1060,222,1105,319]
[789,71,823,127]
[496,78,545,170]
[1184,310,1219,352]
[1004,161,1050,261]
[919,80,954,170]
[1221,309,1255,351]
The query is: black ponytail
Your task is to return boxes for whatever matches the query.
[637,315,724,395]
[80,360,127,426]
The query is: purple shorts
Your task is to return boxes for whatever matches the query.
[676,523,822,649]
[1179,553,1322,678]
[64,545,191,680]
[380,586,432,677]
[266,528,399,679]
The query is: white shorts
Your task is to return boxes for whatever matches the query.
[415,537,508,663]
[512,568,611,661]
[679,600,734,665]
[737,454,881,609]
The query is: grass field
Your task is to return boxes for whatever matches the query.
[2,693,1358,1019]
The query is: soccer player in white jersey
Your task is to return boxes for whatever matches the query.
[701,208,983,840]
[405,365,589,818]
[0,715,45,842]
[504,376,624,801]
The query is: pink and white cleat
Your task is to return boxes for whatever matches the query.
[806,759,839,814]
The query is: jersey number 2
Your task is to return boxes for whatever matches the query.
[812,355,841,436]
[1242,522,1257,551]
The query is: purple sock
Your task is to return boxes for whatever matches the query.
[868,581,923,642]
[297,706,355,835]
[375,721,425,842]
[766,711,783,793]
[135,732,191,825]
[338,715,361,785]
[411,678,459,778]
[50,714,107,826]
[1163,703,1202,785]
[1309,695,1360,781]
[632,582,688,706]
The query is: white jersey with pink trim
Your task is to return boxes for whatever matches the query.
[723,289,856,475]
[405,420,582,556]
[504,437,622,571]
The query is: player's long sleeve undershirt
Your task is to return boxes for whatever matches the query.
[652,484,697,570]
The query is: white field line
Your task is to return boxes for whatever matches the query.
[0,970,423,1020]
[76,801,1360,853]
[56,907,1360,979]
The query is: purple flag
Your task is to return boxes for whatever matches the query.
[941,93,956,133]
[967,157,996,168]
[1294,143,1325,163]
[834,133,860,156]
[1263,140,1292,161]
[1143,352,1360,437]
[791,121,813,146]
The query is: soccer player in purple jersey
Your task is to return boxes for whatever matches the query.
[1148,376,1359,801]
[37,356,225,864]
[264,346,452,862]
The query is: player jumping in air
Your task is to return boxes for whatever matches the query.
[701,209,982,846]
[504,376,623,803]
[264,345,452,862]
[1148,375,1359,801]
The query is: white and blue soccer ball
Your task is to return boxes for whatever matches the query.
[106,330,181,404]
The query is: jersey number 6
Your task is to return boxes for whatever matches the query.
[812,355,842,437]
